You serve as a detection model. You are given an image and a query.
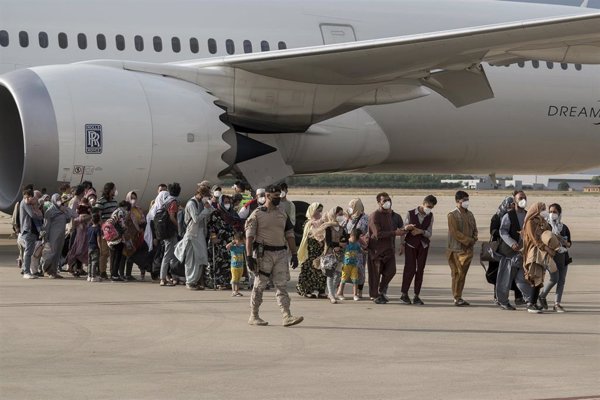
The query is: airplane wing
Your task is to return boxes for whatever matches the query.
[114,12,600,131]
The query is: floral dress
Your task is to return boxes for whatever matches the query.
[296,230,326,296]
[205,211,235,288]
[344,213,369,286]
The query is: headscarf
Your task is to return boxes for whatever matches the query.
[217,195,243,231]
[312,207,341,242]
[85,188,97,199]
[298,202,323,264]
[144,191,175,250]
[496,196,514,218]
[547,211,564,236]
[126,191,144,228]
[44,194,65,220]
[523,201,545,228]
[348,198,365,220]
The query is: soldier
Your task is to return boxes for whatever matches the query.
[245,185,303,327]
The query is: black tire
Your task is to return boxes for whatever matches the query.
[293,200,309,246]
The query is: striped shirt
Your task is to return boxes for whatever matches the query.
[94,196,118,222]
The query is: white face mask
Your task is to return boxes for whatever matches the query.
[540,210,549,219]
[336,215,345,224]
[257,196,266,205]
[213,191,222,198]
[382,201,391,210]
[130,199,137,206]
[347,207,353,215]
[461,200,470,209]
[56,201,62,207]
[280,191,287,197]
[423,207,432,215]
[518,199,527,209]
[114,190,118,198]
[89,198,96,206]
[224,203,231,210]
[550,212,560,221]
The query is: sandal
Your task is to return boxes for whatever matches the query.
[160,280,174,287]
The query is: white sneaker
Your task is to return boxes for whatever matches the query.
[87,276,91,282]
[337,295,346,301]
[329,297,337,304]
[353,295,360,301]
[23,273,37,279]
[90,277,100,282]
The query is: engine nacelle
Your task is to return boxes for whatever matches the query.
[0,64,231,210]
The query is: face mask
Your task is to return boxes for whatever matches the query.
[257,196,266,205]
[347,207,353,215]
[550,213,559,221]
[382,201,391,210]
[423,207,432,215]
[271,198,281,206]
[89,199,96,206]
[114,190,118,198]
[130,199,137,206]
[213,191,222,198]
[280,191,287,197]
[540,210,549,219]
[56,201,62,207]
[336,215,345,224]
[224,204,231,210]
[461,200,470,209]
[518,199,527,209]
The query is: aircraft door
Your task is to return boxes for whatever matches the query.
[319,24,357,44]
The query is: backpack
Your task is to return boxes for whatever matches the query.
[101,219,120,242]
[154,200,178,240]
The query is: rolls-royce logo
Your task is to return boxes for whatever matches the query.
[85,124,103,154]
[547,102,600,126]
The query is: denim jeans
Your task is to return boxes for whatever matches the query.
[540,253,569,304]
[21,232,37,275]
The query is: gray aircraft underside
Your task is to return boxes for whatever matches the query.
[0,0,599,209]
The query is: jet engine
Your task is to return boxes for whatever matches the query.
[0,64,231,210]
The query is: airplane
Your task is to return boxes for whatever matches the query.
[1,0,599,212]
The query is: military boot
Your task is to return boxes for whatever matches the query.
[282,314,304,327]
[248,314,268,326]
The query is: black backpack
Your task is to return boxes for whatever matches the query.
[154,200,178,240]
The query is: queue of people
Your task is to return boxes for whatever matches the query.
[12,181,573,325]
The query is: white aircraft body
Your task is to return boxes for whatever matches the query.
[0,0,599,209]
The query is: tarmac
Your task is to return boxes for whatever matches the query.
[1,192,599,400]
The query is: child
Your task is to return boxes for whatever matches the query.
[338,229,361,301]
[226,232,246,297]
[87,213,102,282]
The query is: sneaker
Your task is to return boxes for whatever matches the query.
[90,277,100,282]
[235,292,244,297]
[373,296,387,304]
[35,271,44,277]
[336,295,346,301]
[23,273,37,279]
[412,296,424,305]
[100,272,109,279]
[186,284,199,291]
[248,316,268,326]
[87,276,91,282]
[515,297,526,306]
[110,276,123,282]
[454,298,469,307]
[500,303,516,310]
[554,304,566,313]
[382,293,390,302]
[282,315,304,327]
[538,297,549,310]
[527,304,542,314]
[399,293,412,305]
[125,276,137,281]
[353,295,360,301]
[160,280,174,287]
[329,297,337,304]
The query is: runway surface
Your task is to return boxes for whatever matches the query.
[1,191,599,400]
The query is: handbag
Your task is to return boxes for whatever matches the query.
[319,252,339,277]
[480,238,500,266]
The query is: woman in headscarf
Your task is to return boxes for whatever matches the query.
[488,196,523,303]
[123,191,147,280]
[41,194,74,278]
[342,198,369,298]
[108,200,132,281]
[65,198,92,277]
[522,201,555,310]
[314,206,346,303]
[296,202,327,298]
[206,194,243,289]
[538,203,572,312]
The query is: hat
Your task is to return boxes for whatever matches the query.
[256,188,266,195]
